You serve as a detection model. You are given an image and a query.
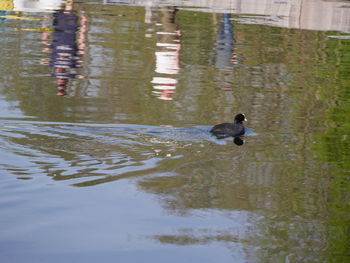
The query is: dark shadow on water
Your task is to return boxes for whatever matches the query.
[210,135,244,146]
[233,137,244,146]
[209,127,256,146]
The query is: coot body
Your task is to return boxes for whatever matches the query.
[210,113,246,139]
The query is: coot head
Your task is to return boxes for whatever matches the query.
[234,113,247,124]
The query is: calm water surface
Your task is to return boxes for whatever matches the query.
[0,0,349,262]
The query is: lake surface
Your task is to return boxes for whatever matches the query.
[0,0,349,262]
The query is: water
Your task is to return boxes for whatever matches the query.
[0,0,349,262]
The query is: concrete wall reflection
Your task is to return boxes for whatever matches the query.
[104,0,350,32]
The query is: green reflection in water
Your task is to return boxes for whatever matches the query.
[314,37,350,262]
[0,2,349,263]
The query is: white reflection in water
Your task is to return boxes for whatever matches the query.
[148,7,181,100]
[5,0,66,12]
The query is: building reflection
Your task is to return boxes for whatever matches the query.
[0,0,64,24]
[145,7,181,101]
[41,0,87,96]
[105,0,350,32]
[1,0,64,12]
[214,13,236,71]
[213,13,238,92]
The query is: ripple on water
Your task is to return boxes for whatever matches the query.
[0,120,254,186]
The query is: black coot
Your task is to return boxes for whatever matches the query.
[210,113,247,139]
